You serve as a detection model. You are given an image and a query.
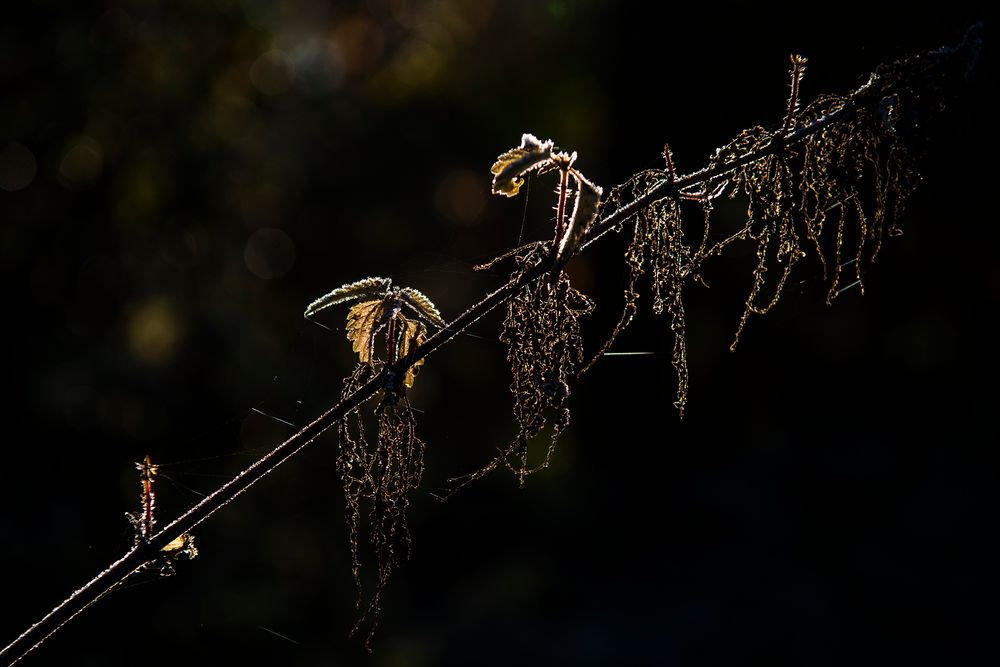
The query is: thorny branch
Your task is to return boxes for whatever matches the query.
[0,26,981,666]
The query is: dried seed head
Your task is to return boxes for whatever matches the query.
[336,363,425,648]
[445,245,593,492]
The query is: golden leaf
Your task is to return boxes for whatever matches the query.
[395,317,427,388]
[309,279,439,389]
[346,299,387,363]
[490,133,554,197]
[162,533,197,559]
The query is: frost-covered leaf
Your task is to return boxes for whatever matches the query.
[490,133,554,197]
[399,287,446,327]
[304,277,391,318]
[554,171,603,271]
[345,299,387,363]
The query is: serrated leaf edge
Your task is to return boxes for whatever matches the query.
[304,277,392,318]
[399,287,446,328]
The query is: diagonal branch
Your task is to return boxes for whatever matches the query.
[0,26,979,666]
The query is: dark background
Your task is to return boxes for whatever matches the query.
[1,1,996,665]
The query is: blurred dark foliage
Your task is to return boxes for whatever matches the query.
[1,1,996,665]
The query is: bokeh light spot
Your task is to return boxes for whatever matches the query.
[332,17,384,77]
[89,8,134,54]
[127,297,184,367]
[241,0,279,30]
[112,153,167,225]
[390,39,442,89]
[287,38,344,95]
[250,49,294,95]
[433,168,485,226]
[0,142,37,192]
[244,227,296,280]
[59,137,104,190]
[547,1,570,19]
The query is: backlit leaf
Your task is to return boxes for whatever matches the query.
[399,287,446,327]
[396,317,427,388]
[554,171,603,272]
[490,133,554,197]
[346,299,387,363]
[162,533,198,559]
[304,277,391,318]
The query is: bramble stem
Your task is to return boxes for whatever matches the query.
[554,167,570,250]
[781,55,808,137]
[0,27,978,666]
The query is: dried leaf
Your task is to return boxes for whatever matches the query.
[162,533,197,558]
[553,171,602,275]
[304,277,391,318]
[346,300,387,363]
[490,133,554,197]
[396,318,427,388]
[399,287,446,327]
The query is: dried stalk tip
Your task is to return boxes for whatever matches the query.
[125,455,199,576]
[490,133,554,197]
[135,454,158,542]
[662,143,676,180]
[782,54,809,136]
